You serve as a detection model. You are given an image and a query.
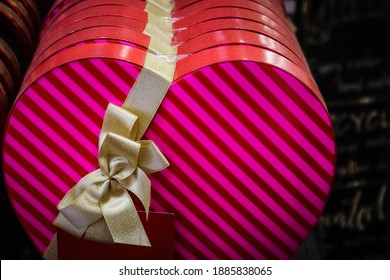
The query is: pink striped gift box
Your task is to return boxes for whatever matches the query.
[2,41,336,259]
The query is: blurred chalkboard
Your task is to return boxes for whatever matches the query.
[301,0,390,259]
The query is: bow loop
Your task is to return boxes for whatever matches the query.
[138,140,170,174]
[99,104,139,148]
[56,170,106,230]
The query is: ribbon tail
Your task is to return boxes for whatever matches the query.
[100,186,151,247]
[58,169,106,229]
[54,213,87,238]
[84,217,114,244]
[43,233,58,260]
[124,168,151,220]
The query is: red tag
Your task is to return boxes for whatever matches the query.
[57,212,175,260]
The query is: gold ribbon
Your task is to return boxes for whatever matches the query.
[53,104,169,246]
[44,105,169,259]
[146,0,174,14]
[44,0,176,260]
[144,1,175,48]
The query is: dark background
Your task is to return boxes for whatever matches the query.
[298,0,390,259]
[1,0,389,260]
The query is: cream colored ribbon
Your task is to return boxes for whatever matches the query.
[44,105,170,260]
[53,104,169,246]
[44,0,176,259]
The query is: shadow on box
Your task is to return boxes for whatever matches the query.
[0,167,42,259]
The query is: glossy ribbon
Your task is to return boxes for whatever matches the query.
[53,104,169,246]
[44,0,176,259]
[44,104,170,259]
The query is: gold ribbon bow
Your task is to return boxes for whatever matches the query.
[52,104,169,246]
[44,0,176,259]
